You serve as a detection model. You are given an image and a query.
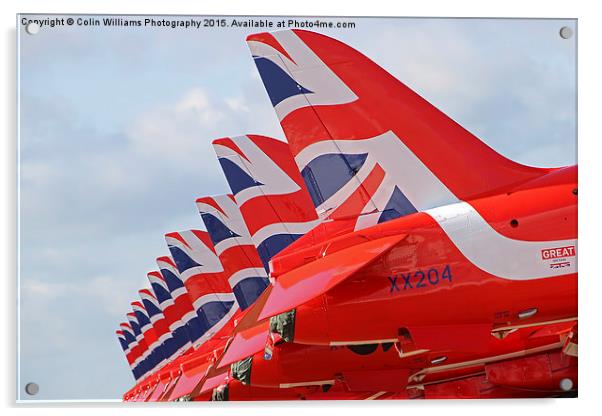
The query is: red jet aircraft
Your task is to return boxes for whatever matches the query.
[211,29,577,397]
[119,29,577,400]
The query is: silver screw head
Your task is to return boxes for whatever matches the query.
[559,378,573,391]
[559,26,573,39]
[25,382,39,396]
[25,22,40,35]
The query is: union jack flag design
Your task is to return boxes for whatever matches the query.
[213,135,319,269]
[119,322,146,380]
[126,311,152,378]
[116,328,140,380]
[165,230,238,339]
[147,271,193,356]
[138,288,179,362]
[156,255,208,347]
[196,194,269,310]
[246,30,546,231]
[131,300,167,372]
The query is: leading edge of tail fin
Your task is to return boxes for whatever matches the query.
[212,134,319,268]
[246,30,551,230]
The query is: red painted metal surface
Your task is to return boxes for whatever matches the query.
[259,234,405,320]
[120,29,578,401]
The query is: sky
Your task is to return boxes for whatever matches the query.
[17,15,576,401]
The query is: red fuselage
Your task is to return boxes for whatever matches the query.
[284,166,577,348]
[222,166,577,394]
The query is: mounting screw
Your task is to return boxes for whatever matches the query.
[560,378,573,391]
[559,26,573,39]
[25,22,40,35]
[25,382,39,396]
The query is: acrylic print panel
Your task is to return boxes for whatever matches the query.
[17,15,577,401]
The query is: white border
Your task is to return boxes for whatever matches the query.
[3,0,600,414]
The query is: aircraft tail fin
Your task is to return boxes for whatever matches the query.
[119,322,145,380]
[156,255,209,345]
[138,288,180,362]
[126,312,152,378]
[212,134,319,268]
[164,230,238,340]
[131,301,166,373]
[247,30,551,230]
[116,328,140,380]
[195,194,269,310]
[146,271,194,355]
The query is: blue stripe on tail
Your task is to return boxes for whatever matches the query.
[256,233,303,271]
[378,186,417,223]
[200,212,241,247]
[168,246,202,273]
[198,300,235,328]
[218,158,263,195]
[140,299,162,317]
[232,276,270,310]
[150,282,171,304]
[301,153,369,207]
[253,57,313,106]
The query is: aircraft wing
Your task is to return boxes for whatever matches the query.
[218,321,271,369]
[258,233,406,320]
[210,234,405,368]
[164,352,214,401]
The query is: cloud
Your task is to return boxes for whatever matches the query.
[125,83,283,181]
[22,274,147,321]
[21,279,69,299]
[128,88,245,166]
[225,96,251,113]
[175,88,225,122]
[126,87,226,173]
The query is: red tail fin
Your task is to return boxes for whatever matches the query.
[247,30,551,229]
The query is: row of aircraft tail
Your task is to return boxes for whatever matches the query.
[117,29,577,401]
